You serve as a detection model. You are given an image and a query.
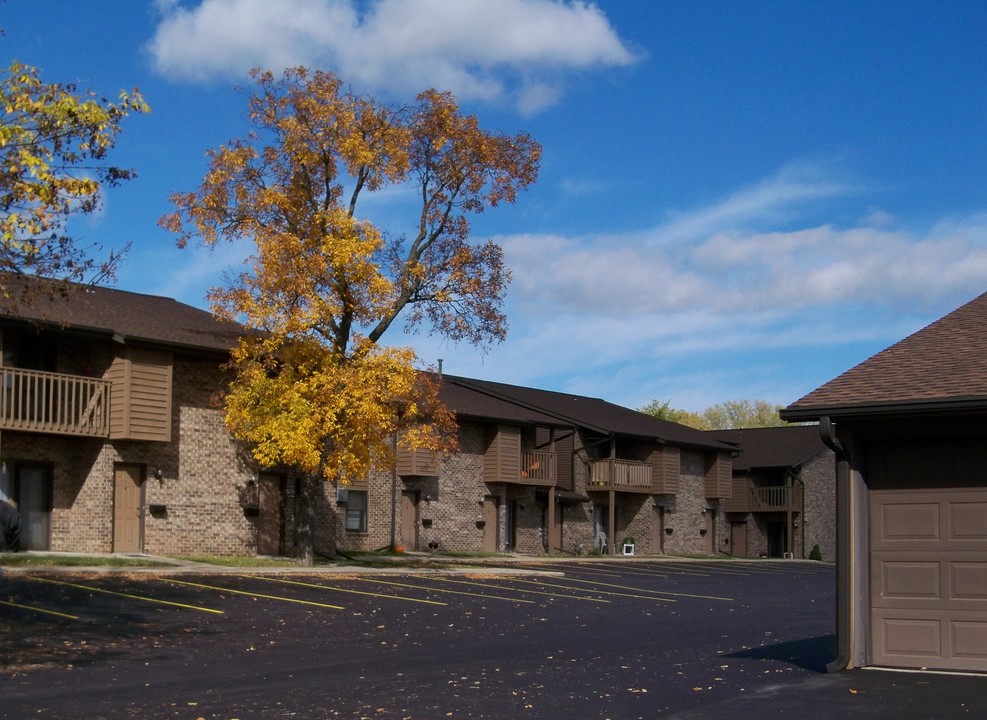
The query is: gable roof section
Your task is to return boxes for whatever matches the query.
[443,375,733,451]
[438,378,563,427]
[782,291,987,420]
[0,275,243,354]
[712,426,825,472]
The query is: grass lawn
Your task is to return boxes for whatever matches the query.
[0,554,173,568]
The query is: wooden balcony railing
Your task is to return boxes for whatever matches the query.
[587,458,653,491]
[519,450,557,486]
[0,367,111,438]
[751,486,803,513]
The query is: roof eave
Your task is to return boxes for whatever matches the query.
[780,395,987,422]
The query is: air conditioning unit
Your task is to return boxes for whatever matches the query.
[336,487,348,504]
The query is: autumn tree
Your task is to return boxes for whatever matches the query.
[162,68,540,561]
[0,61,147,297]
[641,398,786,430]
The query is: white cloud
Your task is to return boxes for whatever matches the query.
[450,165,987,408]
[147,0,638,113]
[501,167,987,320]
[651,163,853,244]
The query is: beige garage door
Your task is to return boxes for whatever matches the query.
[870,486,987,671]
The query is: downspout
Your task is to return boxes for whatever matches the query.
[820,416,851,673]
[798,476,806,559]
[389,431,397,551]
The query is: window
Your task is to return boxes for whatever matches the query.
[4,329,57,371]
[344,490,367,532]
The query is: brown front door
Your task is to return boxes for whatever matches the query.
[730,521,748,557]
[113,464,142,553]
[548,502,563,552]
[257,473,282,556]
[704,509,715,555]
[651,505,665,554]
[482,497,499,552]
[400,490,419,551]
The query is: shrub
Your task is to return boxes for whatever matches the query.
[809,544,823,561]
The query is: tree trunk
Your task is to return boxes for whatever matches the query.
[296,471,317,566]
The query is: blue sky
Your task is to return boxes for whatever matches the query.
[5,0,987,412]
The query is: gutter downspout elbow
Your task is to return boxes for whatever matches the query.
[820,416,852,673]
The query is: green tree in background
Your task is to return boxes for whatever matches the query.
[641,398,786,430]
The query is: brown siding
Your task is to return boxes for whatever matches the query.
[650,445,681,494]
[397,444,438,477]
[724,476,752,513]
[483,424,520,483]
[704,452,732,499]
[107,347,173,442]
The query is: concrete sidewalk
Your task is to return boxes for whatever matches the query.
[0,549,570,576]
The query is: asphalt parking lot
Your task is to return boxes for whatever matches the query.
[1,559,984,719]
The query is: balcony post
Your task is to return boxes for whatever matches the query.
[608,489,616,557]
[547,485,556,555]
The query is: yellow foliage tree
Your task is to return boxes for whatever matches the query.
[0,61,147,297]
[162,68,540,560]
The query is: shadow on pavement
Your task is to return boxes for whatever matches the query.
[725,634,835,672]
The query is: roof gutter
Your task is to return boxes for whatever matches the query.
[781,395,987,421]
[819,415,852,673]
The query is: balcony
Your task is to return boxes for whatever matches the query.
[587,458,653,493]
[752,486,802,513]
[0,367,111,438]
[517,450,557,487]
[725,479,803,513]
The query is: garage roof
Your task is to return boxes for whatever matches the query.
[782,291,987,420]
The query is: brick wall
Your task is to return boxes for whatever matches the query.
[1,351,264,556]
[655,449,715,556]
[800,449,836,561]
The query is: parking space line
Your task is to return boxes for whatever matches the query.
[587,564,673,578]
[508,577,677,602]
[161,578,344,609]
[529,563,627,578]
[424,576,611,603]
[357,577,535,604]
[560,575,734,602]
[27,576,225,614]
[242,575,448,606]
[0,598,80,620]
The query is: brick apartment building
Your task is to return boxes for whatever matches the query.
[339,375,738,558]
[1,278,831,561]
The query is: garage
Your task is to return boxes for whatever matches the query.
[780,290,987,673]
[868,440,987,671]
[870,486,987,671]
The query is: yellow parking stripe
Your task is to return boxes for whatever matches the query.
[162,578,344,609]
[425,576,610,603]
[0,598,79,620]
[357,577,535,604]
[242,575,448,606]
[28,576,224,614]
[507,577,676,602]
[560,576,733,602]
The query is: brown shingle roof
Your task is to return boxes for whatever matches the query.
[439,379,564,426]
[711,426,825,471]
[444,375,733,451]
[0,275,243,354]
[782,291,987,419]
